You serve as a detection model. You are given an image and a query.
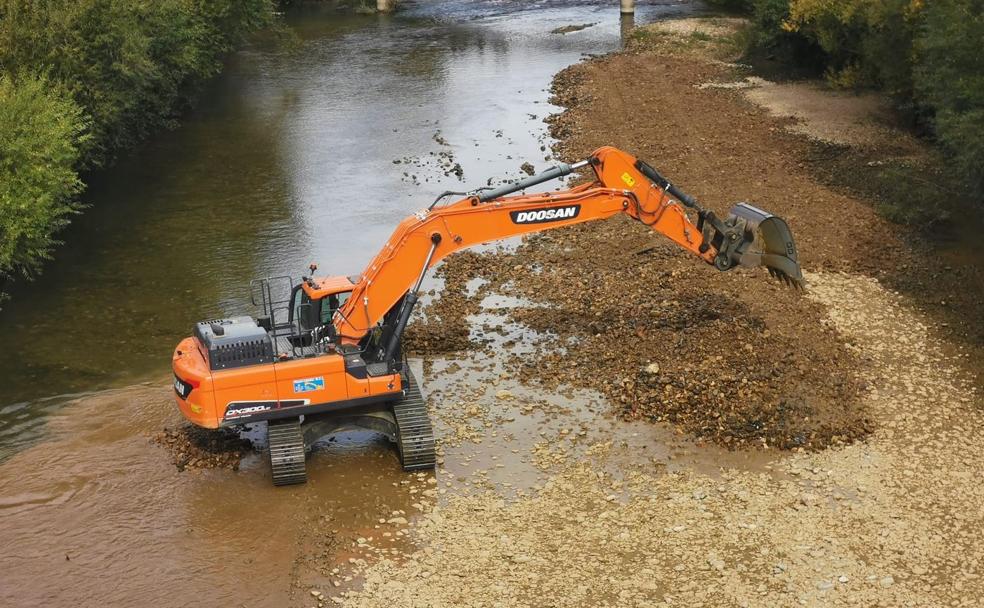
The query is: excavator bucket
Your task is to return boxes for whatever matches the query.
[726,203,805,288]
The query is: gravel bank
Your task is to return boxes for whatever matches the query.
[313,18,983,608]
[337,272,982,608]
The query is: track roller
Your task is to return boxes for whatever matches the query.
[268,417,307,486]
[393,373,436,471]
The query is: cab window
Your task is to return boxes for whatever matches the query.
[320,292,351,324]
[289,286,318,331]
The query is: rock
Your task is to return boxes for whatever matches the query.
[387,517,408,525]
[645,362,660,374]
[707,554,726,571]
[798,492,820,507]
[495,389,514,400]
[879,576,894,588]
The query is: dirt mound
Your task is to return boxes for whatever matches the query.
[404,251,489,355]
[152,424,254,471]
[409,50,879,451]
[434,221,868,450]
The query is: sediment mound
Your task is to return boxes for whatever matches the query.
[152,424,254,471]
[405,51,876,451]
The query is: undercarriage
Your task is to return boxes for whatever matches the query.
[266,371,435,486]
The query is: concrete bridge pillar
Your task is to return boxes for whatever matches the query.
[620,0,635,14]
[620,12,635,46]
[377,0,395,13]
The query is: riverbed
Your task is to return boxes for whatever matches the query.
[0,2,715,606]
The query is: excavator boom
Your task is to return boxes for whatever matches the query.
[334,146,803,345]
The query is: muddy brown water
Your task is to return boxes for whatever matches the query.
[0,2,775,606]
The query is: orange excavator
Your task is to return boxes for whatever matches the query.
[171,146,803,485]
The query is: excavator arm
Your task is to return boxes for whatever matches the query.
[334,146,803,357]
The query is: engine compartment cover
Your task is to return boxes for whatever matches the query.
[194,316,274,370]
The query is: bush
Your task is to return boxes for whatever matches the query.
[746,0,827,69]
[780,0,919,96]
[705,0,754,12]
[736,0,984,204]
[0,73,88,289]
[0,1,273,293]
[0,0,273,167]
[915,0,984,196]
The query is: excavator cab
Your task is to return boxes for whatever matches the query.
[251,273,355,353]
[285,282,351,348]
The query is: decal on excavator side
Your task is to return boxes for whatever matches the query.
[510,205,580,224]
[224,399,311,421]
[225,401,275,418]
[293,376,325,393]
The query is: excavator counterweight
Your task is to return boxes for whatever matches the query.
[171,146,803,485]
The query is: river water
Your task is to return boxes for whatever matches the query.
[0,2,722,606]
[0,0,702,453]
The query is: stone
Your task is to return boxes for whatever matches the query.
[707,554,725,571]
[799,492,820,507]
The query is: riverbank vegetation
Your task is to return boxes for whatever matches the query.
[0,0,275,299]
[712,0,984,208]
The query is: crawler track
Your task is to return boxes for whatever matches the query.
[393,372,436,470]
[268,417,307,486]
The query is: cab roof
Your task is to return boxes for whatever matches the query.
[301,275,357,299]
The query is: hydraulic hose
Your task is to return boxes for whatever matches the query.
[633,159,699,209]
[476,160,589,202]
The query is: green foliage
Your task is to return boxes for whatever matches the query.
[732,0,983,208]
[0,0,274,166]
[778,0,918,97]
[0,1,273,292]
[747,0,827,67]
[915,0,984,195]
[0,73,87,288]
[704,0,754,12]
